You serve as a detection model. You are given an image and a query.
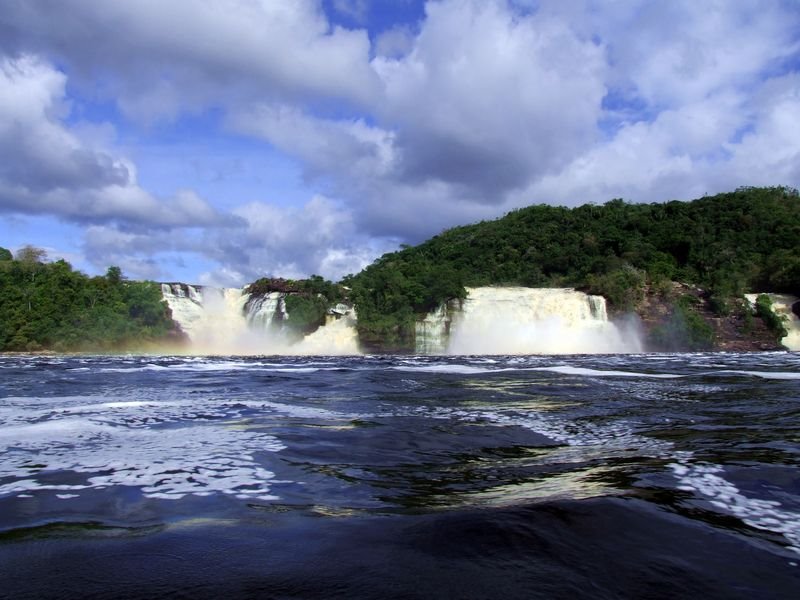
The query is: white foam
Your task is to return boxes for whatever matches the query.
[0,397,286,502]
[391,364,496,375]
[97,362,331,374]
[670,456,800,555]
[239,400,354,420]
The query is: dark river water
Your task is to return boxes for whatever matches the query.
[0,352,799,599]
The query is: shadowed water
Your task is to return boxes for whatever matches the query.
[0,352,799,598]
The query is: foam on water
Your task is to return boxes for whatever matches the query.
[2,353,798,562]
[0,395,286,501]
[391,364,498,375]
[96,362,329,374]
[670,455,800,555]
[389,357,800,383]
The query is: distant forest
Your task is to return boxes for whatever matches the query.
[2,186,798,352]
[0,246,176,351]
[346,186,800,350]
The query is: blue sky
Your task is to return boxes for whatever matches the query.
[1,0,799,285]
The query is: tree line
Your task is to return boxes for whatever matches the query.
[0,246,177,351]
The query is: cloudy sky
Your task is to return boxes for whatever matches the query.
[1,0,799,285]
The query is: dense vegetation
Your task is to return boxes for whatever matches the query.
[0,246,177,352]
[347,187,800,350]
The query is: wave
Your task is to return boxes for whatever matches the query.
[714,370,800,380]
[529,365,682,379]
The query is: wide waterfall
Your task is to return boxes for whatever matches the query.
[745,293,800,351]
[161,284,360,355]
[415,287,642,355]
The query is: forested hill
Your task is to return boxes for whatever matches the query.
[3,186,799,353]
[347,186,800,350]
[0,247,178,352]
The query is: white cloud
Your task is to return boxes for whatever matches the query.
[230,0,609,239]
[226,195,387,281]
[2,0,800,284]
[723,74,800,185]
[374,26,415,59]
[82,225,167,280]
[1,0,379,123]
[373,0,607,191]
[0,55,130,194]
[332,0,369,24]
[517,72,800,207]
[0,54,237,229]
[227,104,396,181]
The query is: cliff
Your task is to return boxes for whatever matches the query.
[634,283,791,352]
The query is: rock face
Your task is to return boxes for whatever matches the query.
[635,284,793,352]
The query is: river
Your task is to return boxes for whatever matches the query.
[0,352,799,598]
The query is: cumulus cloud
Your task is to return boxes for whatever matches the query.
[229,0,609,239]
[374,26,415,59]
[332,0,369,25]
[81,195,391,284]
[2,0,800,283]
[374,0,607,194]
[0,0,379,122]
[0,54,239,230]
[227,104,396,182]
[510,0,800,206]
[0,55,130,193]
[222,195,390,282]
[82,225,166,280]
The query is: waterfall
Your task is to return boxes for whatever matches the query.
[245,292,287,330]
[161,284,360,355]
[744,293,800,351]
[415,302,455,354]
[293,312,360,355]
[415,287,642,355]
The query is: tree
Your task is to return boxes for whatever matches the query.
[15,245,47,264]
[106,266,124,285]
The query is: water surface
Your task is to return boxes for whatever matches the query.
[1,353,799,598]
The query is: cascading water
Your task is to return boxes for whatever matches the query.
[745,293,800,351]
[161,284,360,355]
[246,292,287,330]
[415,287,642,355]
[415,302,455,354]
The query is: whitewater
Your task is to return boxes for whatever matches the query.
[162,285,647,355]
[0,352,798,598]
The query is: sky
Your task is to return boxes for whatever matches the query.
[1,0,799,286]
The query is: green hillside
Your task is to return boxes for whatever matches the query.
[0,247,177,352]
[346,186,800,351]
